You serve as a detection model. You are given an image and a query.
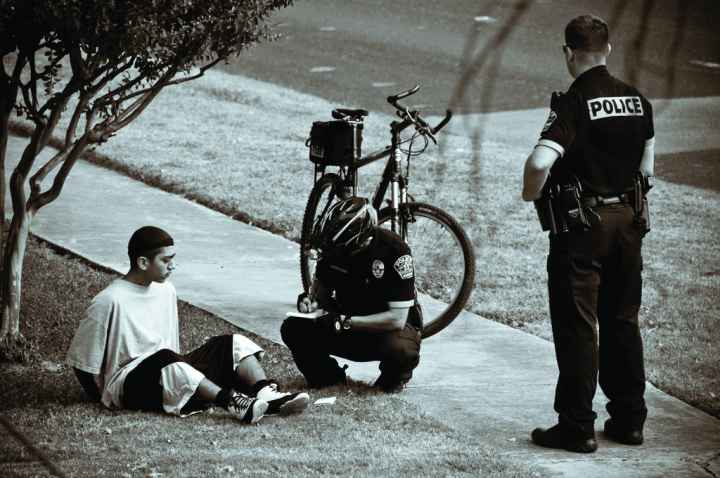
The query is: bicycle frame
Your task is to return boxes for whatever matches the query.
[311,84,452,239]
[312,119,416,238]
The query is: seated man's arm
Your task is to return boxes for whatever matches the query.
[73,368,101,402]
[67,292,114,402]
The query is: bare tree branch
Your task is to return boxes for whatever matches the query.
[27,53,39,115]
[37,82,77,151]
[8,128,43,218]
[31,134,90,211]
[93,58,163,109]
[28,145,71,198]
[105,65,178,132]
[18,80,39,123]
[163,57,223,87]
[64,91,90,147]
[68,44,88,82]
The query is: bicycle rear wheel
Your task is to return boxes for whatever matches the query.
[378,202,475,338]
[300,173,344,292]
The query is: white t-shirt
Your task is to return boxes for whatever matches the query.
[66,278,179,409]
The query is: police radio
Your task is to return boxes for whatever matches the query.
[534,181,560,234]
[534,175,591,234]
[633,172,652,236]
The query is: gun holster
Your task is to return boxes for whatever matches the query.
[534,176,592,234]
[633,172,652,236]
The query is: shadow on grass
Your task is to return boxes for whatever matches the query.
[656,149,720,192]
[0,367,90,412]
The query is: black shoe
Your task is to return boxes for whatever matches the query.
[374,375,409,393]
[375,380,408,393]
[531,424,598,453]
[308,365,348,389]
[604,419,644,445]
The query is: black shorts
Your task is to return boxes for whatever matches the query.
[122,335,240,413]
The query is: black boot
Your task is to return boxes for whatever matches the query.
[604,419,644,445]
[307,364,348,389]
[531,424,598,453]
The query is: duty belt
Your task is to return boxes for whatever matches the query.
[582,193,631,208]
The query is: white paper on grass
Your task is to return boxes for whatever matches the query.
[314,396,337,405]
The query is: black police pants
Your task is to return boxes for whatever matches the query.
[547,204,647,435]
[280,317,421,388]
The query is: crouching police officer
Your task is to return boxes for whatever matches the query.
[522,15,655,453]
[281,197,422,392]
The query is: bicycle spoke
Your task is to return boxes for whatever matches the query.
[378,202,475,338]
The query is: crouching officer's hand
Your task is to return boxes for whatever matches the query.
[316,311,351,335]
[297,292,318,313]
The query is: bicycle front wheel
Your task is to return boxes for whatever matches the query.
[378,202,476,338]
[300,173,344,292]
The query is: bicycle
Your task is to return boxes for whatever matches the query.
[300,84,476,339]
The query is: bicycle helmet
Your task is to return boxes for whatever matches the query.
[319,197,378,255]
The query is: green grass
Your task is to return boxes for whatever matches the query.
[0,236,534,478]
[6,66,719,421]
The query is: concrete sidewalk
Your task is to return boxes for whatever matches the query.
[7,130,720,477]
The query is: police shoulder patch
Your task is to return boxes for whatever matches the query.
[542,110,557,133]
[371,259,385,279]
[393,255,414,280]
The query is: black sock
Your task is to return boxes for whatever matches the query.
[214,388,234,409]
[250,379,274,396]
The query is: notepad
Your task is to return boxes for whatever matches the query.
[285,310,327,319]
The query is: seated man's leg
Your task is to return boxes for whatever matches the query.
[123,348,266,423]
[374,323,421,392]
[123,349,186,412]
[184,334,309,415]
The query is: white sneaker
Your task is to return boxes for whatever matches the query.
[227,391,268,424]
[257,383,310,416]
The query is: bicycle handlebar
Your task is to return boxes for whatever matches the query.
[387,84,420,107]
[432,110,453,135]
[387,85,453,143]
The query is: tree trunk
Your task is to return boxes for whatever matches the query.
[0,95,10,261]
[0,116,7,264]
[0,206,34,361]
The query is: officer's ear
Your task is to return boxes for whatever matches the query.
[605,42,612,57]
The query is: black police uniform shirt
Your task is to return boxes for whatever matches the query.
[538,65,654,196]
[316,228,421,328]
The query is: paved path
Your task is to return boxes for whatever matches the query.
[6,97,720,477]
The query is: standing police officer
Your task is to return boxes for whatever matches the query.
[281,197,423,392]
[522,15,655,453]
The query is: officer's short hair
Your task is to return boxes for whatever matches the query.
[128,226,174,266]
[565,15,609,52]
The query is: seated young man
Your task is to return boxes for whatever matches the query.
[67,226,308,423]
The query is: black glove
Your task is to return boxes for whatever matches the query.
[315,311,344,335]
[297,292,310,312]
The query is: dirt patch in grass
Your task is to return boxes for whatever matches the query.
[0,236,534,478]
[655,149,720,192]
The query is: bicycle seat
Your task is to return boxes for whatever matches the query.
[332,108,369,121]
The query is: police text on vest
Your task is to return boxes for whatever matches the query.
[587,96,643,120]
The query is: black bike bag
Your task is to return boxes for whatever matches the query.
[307,120,363,166]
